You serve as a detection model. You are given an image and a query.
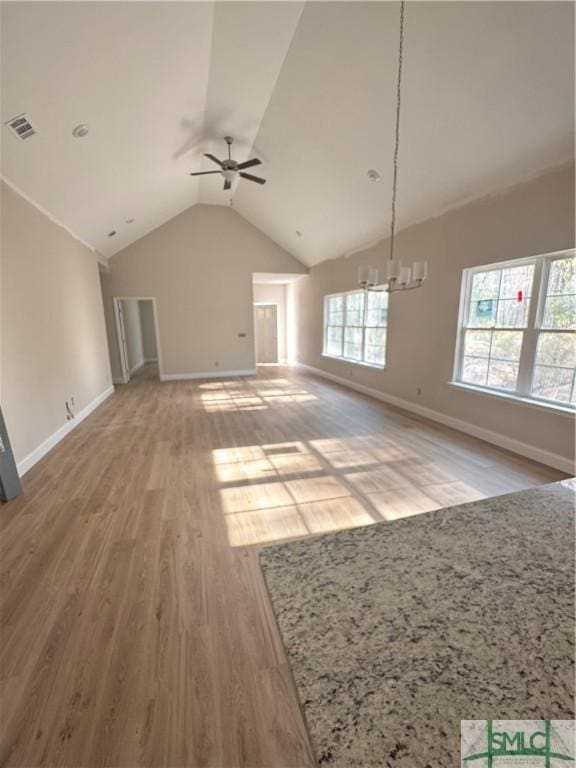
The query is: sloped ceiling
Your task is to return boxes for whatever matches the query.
[1,1,574,266]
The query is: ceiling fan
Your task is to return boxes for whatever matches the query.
[190,136,266,190]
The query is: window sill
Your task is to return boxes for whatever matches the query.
[321,353,385,371]
[448,381,575,417]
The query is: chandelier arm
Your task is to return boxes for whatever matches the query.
[363,278,424,294]
[387,280,424,293]
[388,0,405,264]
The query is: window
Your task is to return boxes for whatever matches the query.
[324,289,388,367]
[454,250,576,408]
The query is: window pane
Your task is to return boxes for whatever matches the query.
[365,327,385,348]
[471,270,500,301]
[468,266,533,329]
[490,331,523,362]
[365,344,385,366]
[532,365,574,403]
[469,298,497,328]
[500,264,534,299]
[328,295,343,314]
[535,333,576,368]
[363,328,386,367]
[365,291,388,327]
[326,326,343,357]
[327,295,344,326]
[496,298,529,328]
[345,292,365,326]
[486,361,519,390]
[366,309,386,327]
[542,257,576,330]
[344,327,362,360]
[367,290,387,310]
[464,330,491,358]
[462,356,488,385]
[542,295,576,330]
[547,257,576,296]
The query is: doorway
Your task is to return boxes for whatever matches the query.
[254,304,279,365]
[113,298,161,383]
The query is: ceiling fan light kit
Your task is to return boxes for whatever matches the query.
[359,0,428,296]
[189,135,267,191]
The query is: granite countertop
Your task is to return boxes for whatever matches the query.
[259,481,575,767]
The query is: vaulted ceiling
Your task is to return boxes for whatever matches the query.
[2,2,574,266]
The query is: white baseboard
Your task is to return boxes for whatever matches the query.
[160,368,257,382]
[17,386,115,477]
[297,363,574,474]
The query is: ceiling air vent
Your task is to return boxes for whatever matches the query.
[5,113,36,140]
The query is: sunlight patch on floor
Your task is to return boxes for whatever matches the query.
[298,497,374,534]
[203,375,493,547]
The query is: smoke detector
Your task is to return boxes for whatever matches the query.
[5,113,35,141]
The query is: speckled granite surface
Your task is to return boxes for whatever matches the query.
[259,482,575,767]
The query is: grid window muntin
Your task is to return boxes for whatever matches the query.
[454,249,576,408]
[323,289,388,368]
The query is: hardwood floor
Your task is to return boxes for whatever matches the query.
[0,364,565,767]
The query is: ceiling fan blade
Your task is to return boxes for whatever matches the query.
[236,158,262,170]
[223,179,232,191]
[190,170,221,176]
[204,153,224,167]
[239,172,266,185]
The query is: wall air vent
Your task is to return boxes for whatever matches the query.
[5,113,36,140]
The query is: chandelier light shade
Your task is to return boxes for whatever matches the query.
[358,1,429,295]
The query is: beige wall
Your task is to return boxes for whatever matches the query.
[1,181,112,465]
[297,164,575,465]
[139,300,157,360]
[107,204,306,377]
[253,283,287,362]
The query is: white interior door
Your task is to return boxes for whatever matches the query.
[255,304,279,364]
[114,299,131,383]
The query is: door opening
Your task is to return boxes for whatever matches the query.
[254,303,279,365]
[113,298,161,383]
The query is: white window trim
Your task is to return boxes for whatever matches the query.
[452,248,576,410]
[323,288,387,369]
[448,381,575,417]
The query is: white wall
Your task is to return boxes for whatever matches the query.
[139,300,157,361]
[297,164,575,470]
[253,283,287,363]
[121,299,144,374]
[107,204,306,378]
[1,181,112,467]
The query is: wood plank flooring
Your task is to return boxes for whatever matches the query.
[0,364,565,767]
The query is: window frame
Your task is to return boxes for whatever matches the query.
[323,288,388,369]
[453,248,575,410]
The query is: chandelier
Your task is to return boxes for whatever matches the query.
[358,1,428,294]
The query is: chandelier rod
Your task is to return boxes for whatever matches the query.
[389,0,405,264]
